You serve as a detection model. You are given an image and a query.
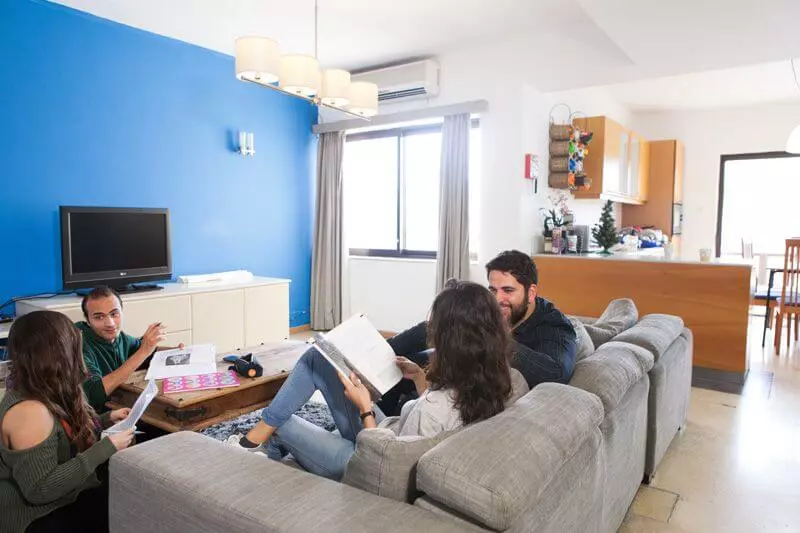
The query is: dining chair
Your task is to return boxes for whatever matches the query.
[773,238,800,354]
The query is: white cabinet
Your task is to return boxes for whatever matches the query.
[245,284,290,346]
[14,277,291,353]
[191,290,245,352]
[123,296,191,338]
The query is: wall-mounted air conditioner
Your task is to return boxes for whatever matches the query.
[351,59,440,103]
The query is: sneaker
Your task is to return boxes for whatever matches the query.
[225,433,267,455]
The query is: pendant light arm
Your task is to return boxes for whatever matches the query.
[314,0,319,59]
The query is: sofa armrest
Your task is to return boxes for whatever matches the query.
[343,428,457,503]
[109,432,479,533]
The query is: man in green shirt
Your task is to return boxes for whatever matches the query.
[77,286,181,411]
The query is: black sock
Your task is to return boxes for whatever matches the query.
[239,436,259,448]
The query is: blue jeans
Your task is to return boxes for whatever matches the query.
[261,347,370,480]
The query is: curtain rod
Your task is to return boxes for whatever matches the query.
[313,99,489,134]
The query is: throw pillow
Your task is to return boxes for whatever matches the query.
[568,316,595,362]
[583,298,639,348]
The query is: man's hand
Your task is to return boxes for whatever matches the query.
[396,356,428,394]
[395,356,423,379]
[109,408,131,423]
[140,323,166,353]
[337,371,373,414]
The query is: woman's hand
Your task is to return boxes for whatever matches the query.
[337,372,373,414]
[109,408,131,423]
[396,357,428,393]
[108,429,135,451]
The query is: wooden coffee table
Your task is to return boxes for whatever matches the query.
[107,343,305,433]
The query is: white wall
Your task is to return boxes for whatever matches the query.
[342,43,537,331]
[341,46,645,330]
[632,101,800,258]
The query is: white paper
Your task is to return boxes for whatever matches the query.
[252,341,308,377]
[145,344,217,381]
[102,379,158,436]
[315,314,403,396]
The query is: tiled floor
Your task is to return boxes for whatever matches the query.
[620,316,800,532]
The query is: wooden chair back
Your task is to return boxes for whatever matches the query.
[778,238,800,313]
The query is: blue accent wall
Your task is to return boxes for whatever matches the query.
[0,0,317,326]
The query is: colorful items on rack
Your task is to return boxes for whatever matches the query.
[547,105,594,192]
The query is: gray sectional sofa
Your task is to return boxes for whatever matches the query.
[108,301,692,533]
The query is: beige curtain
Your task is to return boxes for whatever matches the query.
[310,131,345,330]
[436,113,470,293]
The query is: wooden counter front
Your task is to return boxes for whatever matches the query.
[533,255,751,374]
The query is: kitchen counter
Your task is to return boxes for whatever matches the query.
[535,251,753,267]
[533,253,752,390]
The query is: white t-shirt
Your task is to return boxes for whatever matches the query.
[378,368,529,438]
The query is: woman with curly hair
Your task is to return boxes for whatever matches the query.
[230,280,528,480]
[0,311,135,533]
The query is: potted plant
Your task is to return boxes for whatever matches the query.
[540,191,572,254]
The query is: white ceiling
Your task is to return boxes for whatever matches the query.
[561,59,800,112]
[50,0,800,108]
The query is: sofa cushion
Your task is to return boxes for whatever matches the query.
[613,314,685,362]
[343,428,457,503]
[569,316,595,362]
[416,383,604,531]
[109,432,478,533]
[569,342,654,412]
[583,299,639,347]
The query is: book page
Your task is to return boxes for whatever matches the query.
[144,344,217,381]
[102,379,158,436]
[322,314,402,395]
[312,333,353,380]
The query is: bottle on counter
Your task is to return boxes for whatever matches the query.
[551,228,563,254]
[567,231,578,254]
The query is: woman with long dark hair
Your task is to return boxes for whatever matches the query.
[0,311,135,533]
[229,281,528,480]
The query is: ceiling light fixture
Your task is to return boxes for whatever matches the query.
[786,58,800,154]
[234,0,377,120]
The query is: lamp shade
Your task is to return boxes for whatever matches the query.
[279,55,321,97]
[320,69,351,107]
[787,124,800,154]
[235,37,280,84]
[346,81,379,117]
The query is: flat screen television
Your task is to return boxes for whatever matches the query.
[60,206,172,292]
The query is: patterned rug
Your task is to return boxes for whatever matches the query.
[200,401,336,441]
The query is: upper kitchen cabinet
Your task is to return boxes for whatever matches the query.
[622,140,685,238]
[573,116,649,205]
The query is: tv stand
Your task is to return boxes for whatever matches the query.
[115,284,164,294]
[14,277,291,352]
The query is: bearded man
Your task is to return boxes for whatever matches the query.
[377,250,577,416]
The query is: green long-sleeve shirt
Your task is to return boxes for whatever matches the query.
[0,390,117,533]
[75,322,141,412]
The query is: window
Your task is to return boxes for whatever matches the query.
[344,120,480,258]
[717,152,800,257]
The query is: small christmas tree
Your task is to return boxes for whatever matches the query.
[592,200,618,255]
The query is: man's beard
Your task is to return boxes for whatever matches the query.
[507,299,529,326]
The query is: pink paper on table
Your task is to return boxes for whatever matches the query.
[161,370,241,394]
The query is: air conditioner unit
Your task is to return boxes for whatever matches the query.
[351,59,440,103]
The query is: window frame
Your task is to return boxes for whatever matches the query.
[715,151,800,257]
[345,119,479,259]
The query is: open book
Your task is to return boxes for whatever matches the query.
[311,314,403,400]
